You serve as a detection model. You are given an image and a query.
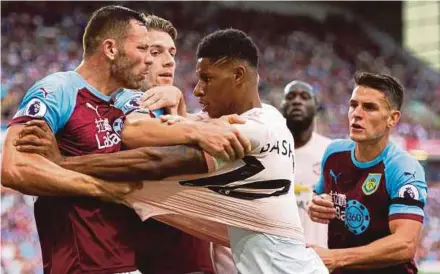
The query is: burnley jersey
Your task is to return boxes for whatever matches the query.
[314,139,427,274]
[10,71,156,274]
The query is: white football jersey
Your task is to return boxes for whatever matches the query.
[124,104,304,242]
[294,132,331,247]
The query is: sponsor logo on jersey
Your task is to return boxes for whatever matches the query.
[362,173,382,195]
[398,184,420,200]
[25,98,47,118]
[345,199,370,235]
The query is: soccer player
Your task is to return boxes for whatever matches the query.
[2,6,248,274]
[13,29,328,274]
[281,80,331,248]
[308,72,428,273]
[134,15,215,274]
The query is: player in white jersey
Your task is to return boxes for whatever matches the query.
[281,80,331,248]
[13,29,328,274]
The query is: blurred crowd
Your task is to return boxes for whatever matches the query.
[1,2,439,273]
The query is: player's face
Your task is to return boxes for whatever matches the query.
[281,88,316,129]
[193,58,237,118]
[141,29,176,90]
[111,20,151,90]
[348,86,400,144]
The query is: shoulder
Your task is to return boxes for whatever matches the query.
[113,89,143,114]
[383,143,425,181]
[321,139,354,165]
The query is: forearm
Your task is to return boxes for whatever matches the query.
[336,233,414,269]
[122,115,200,148]
[2,126,104,197]
[60,145,208,181]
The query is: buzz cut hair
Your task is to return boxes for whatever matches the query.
[196,28,259,68]
[83,5,147,57]
[354,71,404,110]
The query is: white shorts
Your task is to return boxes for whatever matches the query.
[228,226,328,274]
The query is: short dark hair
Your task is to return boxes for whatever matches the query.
[83,5,147,57]
[196,28,259,68]
[145,15,178,41]
[354,71,404,110]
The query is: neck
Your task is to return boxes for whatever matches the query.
[354,135,389,162]
[290,124,314,149]
[235,83,262,115]
[75,57,121,96]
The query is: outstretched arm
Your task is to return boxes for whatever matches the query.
[2,124,138,199]
[59,145,210,181]
[13,120,213,181]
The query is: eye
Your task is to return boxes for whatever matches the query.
[137,46,148,51]
[349,101,357,108]
[150,50,160,57]
[170,51,176,58]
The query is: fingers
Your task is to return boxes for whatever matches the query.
[19,125,49,139]
[224,144,236,161]
[233,129,252,154]
[23,119,51,132]
[228,133,245,159]
[308,195,337,224]
[222,114,246,124]
[14,134,46,147]
[15,144,47,154]
[140,93,160,109]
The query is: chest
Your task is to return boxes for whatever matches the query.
[58,89,125,155]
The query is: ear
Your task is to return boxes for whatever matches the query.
[233,65,246,84]
[102,39,118,60]
[387,110,401,128]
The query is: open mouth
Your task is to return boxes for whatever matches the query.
[158,72,173,78]
[351,123,364,130]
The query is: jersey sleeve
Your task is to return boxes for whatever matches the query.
[313,139,352,195]
[386,154,428,223]
[114,89,164,117]
[9,74,75,134]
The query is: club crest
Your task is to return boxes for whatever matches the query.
[362,173,382,195]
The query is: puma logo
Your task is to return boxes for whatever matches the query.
[330,169,342,184]
[86,102,100,117]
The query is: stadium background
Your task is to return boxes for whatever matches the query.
[1,1,439,273]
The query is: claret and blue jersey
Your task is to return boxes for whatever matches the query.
[314,139,427,274]
[9,71,164,273]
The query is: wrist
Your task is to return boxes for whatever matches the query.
[333,249,348,268]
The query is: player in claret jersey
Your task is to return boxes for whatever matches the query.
[308,72,428,274]
[12,28,328,274]
[2,6,248,274]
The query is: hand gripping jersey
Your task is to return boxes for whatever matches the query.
[294,132,331,247]
[125,104,305,242]
[10,71,161,274]
[314,139,428,274]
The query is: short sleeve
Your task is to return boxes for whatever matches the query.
[10,74,75,134]
[233,118,270,152]
[386,155,427,223]
[313,139,352,195]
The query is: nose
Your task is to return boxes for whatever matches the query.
[144,51,153,65]
[193,81,204,97]
[350,106,363,120]
[163,52,175,68]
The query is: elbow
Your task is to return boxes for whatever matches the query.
[1,163,25,190]
[402,240,417,262]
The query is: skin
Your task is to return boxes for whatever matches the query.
[193,58,262,118]
[140,29,177,90]
[280,87,317,149]
[308,85,422,271]
[1,19,152,198]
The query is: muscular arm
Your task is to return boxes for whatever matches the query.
[2,125,107,197]
[335,219,421,269]
[122,113,200,148]
[60,145,209,181]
